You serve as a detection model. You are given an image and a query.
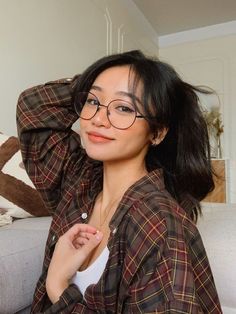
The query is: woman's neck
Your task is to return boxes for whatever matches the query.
[100,158,148,209]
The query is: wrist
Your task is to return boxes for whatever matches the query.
[46,277,69,304]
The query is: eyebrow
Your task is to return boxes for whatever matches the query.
[90,85,142,104]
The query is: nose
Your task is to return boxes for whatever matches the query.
[91,104,111,128]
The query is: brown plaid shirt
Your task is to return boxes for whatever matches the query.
[17,77,222,313]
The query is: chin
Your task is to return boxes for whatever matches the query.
[86,149,121,163]
[84,147,107,161]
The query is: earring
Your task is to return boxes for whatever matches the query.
[151,140,159,146]
[151,137,159,146]
[151,133,159,146]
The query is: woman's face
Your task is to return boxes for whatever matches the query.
[79,65,153,164]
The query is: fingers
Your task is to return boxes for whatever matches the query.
[72,232,93,248]
[73,231,103,249]
[71,224,98,235]
[65,224,98,241]
[78,232,103,257]
[73,237,88,248]
[58,224,103,253]
[79,231,95,238]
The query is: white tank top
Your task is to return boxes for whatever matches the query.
[71,246,109,297]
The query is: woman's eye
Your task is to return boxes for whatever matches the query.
[115,104,135,113]
[86,98,99,106]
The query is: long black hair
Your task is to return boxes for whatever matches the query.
[73,50,214,222]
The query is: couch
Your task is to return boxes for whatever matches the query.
[0,203,235,313]
[0,217,51,314]
[197,202,236,314]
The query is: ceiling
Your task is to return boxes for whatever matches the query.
[133,0,236,36]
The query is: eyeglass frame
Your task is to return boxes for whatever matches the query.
[75,91,145,130]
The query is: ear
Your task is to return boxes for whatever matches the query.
[150,128,168,146]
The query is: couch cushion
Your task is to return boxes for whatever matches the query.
[198,202,236,313]
[0,217,51,314]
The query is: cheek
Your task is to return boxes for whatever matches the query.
[125,123,152,146]
[79,119,91,134]
[79,119,86,130]
[118,130,151,155]
[78,121,88,147]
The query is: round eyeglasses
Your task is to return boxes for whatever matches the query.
[74,92,144,130]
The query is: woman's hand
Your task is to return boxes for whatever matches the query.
[46,224,103,303]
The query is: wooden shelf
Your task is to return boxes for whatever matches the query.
[203,159,226,203]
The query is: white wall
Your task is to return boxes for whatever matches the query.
[0,0,158,136]
[159,28,236,202]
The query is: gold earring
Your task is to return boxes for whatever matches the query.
[151,139,159,146]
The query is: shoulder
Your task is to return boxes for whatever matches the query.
[124,190,207,281]
[123,168,201,251]
[127,188,199,248]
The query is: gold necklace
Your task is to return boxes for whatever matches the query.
[99,195,122,228]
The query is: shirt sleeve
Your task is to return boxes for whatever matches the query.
[37,284,105,313]
[122,199,222,313]
[42,284,96,314]
[16,76,86,213]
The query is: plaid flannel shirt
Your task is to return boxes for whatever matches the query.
[16,77,222,313]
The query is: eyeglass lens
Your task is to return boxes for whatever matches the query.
[75,92,137,129]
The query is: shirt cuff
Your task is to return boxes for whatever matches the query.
[46,284,83,313]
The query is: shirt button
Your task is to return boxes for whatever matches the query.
[52,235,56,241]
[81,212,88,220]
[112,228,117,234]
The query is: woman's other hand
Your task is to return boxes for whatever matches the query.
[46,224,103,303]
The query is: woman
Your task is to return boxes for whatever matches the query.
[17,50,222,313]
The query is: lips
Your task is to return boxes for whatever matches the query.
[87,132,114,143]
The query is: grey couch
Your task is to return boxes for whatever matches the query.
[0,217,51,314]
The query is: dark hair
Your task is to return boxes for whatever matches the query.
[73,50,214,222]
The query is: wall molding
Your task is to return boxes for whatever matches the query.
[104,7,112,55]
[159,21,236,48]
[117,24,124,53]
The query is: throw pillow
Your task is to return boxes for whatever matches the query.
[0,133,49,226]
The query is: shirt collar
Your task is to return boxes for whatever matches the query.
[109,168,165,233]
